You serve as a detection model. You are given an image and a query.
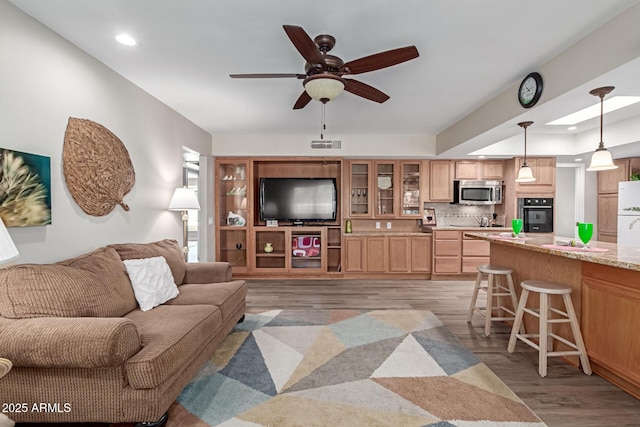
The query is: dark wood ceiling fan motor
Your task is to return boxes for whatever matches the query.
[230,25,420,109]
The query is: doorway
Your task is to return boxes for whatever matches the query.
[183,148,200,262]
[555,163,585,239]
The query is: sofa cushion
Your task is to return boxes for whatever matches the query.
[124,304,222,389]
[166,280,246,324]
[123,256,179,311]
[0,247,137,319]
[109,239,186,285]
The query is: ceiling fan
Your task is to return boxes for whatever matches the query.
[230,25,419,109]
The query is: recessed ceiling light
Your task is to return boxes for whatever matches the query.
[574,158,583,162]
[478,155,486,159]
[115,34,137,46]
[546,96,640,125]
[567,126,577,131]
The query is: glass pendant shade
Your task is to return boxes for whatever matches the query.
[303,74,345,102]
[586,86,618,172]
[587,147,617,171]
[515,164,536,182]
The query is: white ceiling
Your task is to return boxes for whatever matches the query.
[9,0,640,160]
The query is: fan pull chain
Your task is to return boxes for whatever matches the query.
[320,103,327,140]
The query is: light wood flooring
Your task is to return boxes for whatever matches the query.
[246,278,640,427]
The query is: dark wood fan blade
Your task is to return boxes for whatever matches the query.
[283,25,326,67]
[230,73,306,79]
[341,46,419,75]
[344,79,390,103]
[293,91,312,109]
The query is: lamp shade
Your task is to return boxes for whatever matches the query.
[0,217,19,265]
[303,74,346,102]
[587,148,617,171]
[168,187,200,211]
[515,165,536,182]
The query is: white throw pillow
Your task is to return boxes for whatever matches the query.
[123,256,179,312]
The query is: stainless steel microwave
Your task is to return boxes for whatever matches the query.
[453,180,503,205]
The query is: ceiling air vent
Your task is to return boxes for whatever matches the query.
[311,140,342,149]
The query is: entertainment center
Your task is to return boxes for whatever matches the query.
[216,157,343,277]
[215,156,505,279]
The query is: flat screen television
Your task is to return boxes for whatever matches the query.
[259,177,337,223]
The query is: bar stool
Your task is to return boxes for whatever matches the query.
[508,280,592,377]
[467,264,521,336]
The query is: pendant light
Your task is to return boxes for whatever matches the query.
[586,86,618,171]
[516,121,536,182]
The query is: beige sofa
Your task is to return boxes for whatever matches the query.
[0,239,246,425]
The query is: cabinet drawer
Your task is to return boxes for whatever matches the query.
[433,230,460,240]
[434,240,461,256]
[434,257,461,273]
[462,240,490,256]
[462,257,490,273]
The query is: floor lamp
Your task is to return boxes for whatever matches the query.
[0,217,18,427]
[168,187,200,261]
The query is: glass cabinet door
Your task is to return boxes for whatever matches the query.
[216,160,248,271]
[348,161,372,217]
[401,162,421,217]
[375,161,397,216]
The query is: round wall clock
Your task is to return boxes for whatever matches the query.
[518,72,543,108]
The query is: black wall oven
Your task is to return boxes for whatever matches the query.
[518,198,553,233]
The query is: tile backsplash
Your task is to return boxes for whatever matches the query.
[423,202,505,227]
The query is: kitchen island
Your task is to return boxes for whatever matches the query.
[465,232,640,400]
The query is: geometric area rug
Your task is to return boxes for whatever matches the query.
[174,310,547,427]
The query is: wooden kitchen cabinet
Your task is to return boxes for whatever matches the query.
[388,236,410,272]
[582,263,640,400]
[598,159,630,193]
[433,230,461,274]
[433,229,490,275]
[595,158,640,242]
[344,236,366,273]
[345,160,401,218]
[344,234,432,274]
[515,157,556,193]
[366,236,388,272]
[462,236,490,273]
[597,193,618,242]
[346,160,373,217]
[410,236,432,272]
[344,236,388,273]
[400,161,422,217]
[427,160,454,202]
[455,160,504,180]
[374,161,398,217]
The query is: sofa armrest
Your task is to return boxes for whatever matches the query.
[183,262,232,284]
[0,317,140,368]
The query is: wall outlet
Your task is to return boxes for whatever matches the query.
[386,222,392,229]
[375,222,381,229]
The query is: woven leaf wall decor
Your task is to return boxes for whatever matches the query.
[63,117,135,216]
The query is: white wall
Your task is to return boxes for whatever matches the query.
[212,134,436,158]
[0,0,212,263]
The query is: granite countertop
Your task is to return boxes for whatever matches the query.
[465,232,640,272]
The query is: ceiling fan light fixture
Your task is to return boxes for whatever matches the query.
[303,74,346,103]
[586,86,618,172]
